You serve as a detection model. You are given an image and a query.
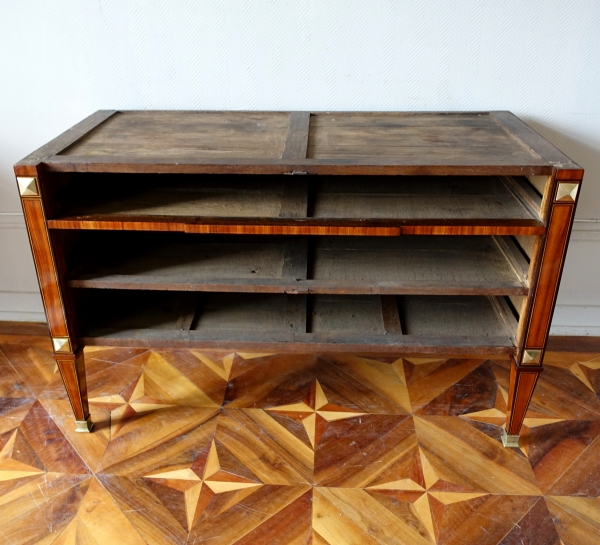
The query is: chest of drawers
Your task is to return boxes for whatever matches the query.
[15,110,583,446]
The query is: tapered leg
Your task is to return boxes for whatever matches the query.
[502,175,582,447]
[503,357,541,447]
[55,348,93,432]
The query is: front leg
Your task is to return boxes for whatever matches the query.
[503,357,541,447]
[55,348,94,432]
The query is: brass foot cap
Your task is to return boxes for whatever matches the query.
[501,428,520,448]
[75,416,94,433]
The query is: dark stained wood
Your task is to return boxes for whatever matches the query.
[55,349,90,422]
[60,111,291,159]
[80,292,514,353]
[42,157,554,177]
[380,296,403,334]
[14,110,116,176]
[490,111,583,173]
[281,112,310,159]
[506,358,542,435]
[49,174,544,229]
[307,112,545,164]
[80,331,515,355]
[66,234,529,296]
[20,198,71,340]
[282,237,308,282]
[279,179,308,218]
[285,295,307,334]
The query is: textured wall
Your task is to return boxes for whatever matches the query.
[1,0,599,332]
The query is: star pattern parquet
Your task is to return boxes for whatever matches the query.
[0,335,599,544]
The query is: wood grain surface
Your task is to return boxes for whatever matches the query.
[27,110,581,176]
[65,234,530,296]
[0,337,598,544]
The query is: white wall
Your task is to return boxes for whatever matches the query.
[1,1,599,333]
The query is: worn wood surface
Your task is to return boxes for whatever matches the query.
[60,111,292,159]
[13,110,584,445]
[67,234,529,295]
[1,337,599,544]
[281,112,310,159]
[31,110,582,176]
[77,292,515,354]
[52,174,541,224]
[13,110,116,175]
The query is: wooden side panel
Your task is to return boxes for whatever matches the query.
[521,176,582,365]
[20,197,70,339]
[525,204,575,348]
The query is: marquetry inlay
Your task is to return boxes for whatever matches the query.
[522,349,542,365]
[52,336,72,354]
[556,182,579,203]
[16,176,39,197]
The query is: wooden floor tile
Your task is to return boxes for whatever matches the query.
[0,348,33,399]
[403,358,488,414]
[0,342,67,399]
[415,360,507,416]
[525,420,600,494]
[546,496,600,545]
[1,339,600,543]
[414,416,540,495]
[224,354,407,415]
[525,364,600,420]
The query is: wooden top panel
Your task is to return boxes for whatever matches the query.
[307,113,541,164]
[59,111,291,159]
[15,110,582,176]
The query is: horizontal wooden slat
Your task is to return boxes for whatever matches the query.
[66,234,529,295]
[42,155,552,177]
[49,219,545,236]
[79,291,515,354]
[80,331,515,354]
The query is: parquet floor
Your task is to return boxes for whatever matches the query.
[0,335,599,544]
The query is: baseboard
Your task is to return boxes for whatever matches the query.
[0,320,49,336]
[547,336,600,353]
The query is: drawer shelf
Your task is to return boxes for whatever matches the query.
[65,233,530,296]
[79,291,517,355]
[46,174,545,235]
